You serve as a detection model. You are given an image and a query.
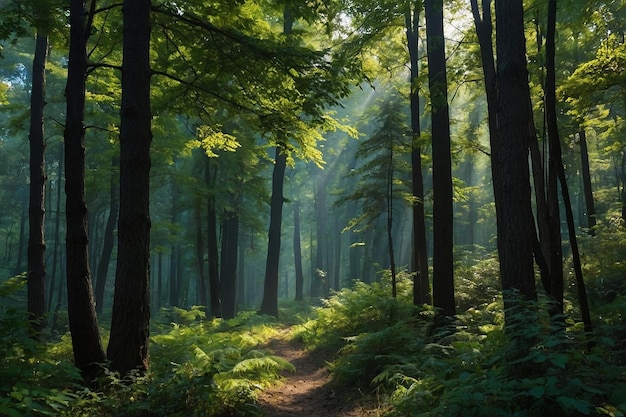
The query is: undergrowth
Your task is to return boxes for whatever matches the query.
[296,269,626,417]
[1,278,294,417]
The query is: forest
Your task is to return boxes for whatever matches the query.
[2,0,626,415]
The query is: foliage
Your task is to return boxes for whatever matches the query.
[297,276,626,417]
[0,275,83,417]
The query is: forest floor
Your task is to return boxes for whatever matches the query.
[256,328,385,417]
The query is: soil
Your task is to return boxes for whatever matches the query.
[256,329,383,417]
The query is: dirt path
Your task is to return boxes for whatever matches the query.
[256,330,381,417]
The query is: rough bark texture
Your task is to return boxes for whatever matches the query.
[406,5,430,306]
[494,0,537,307]
[65,0,106,380]
[28,31,49,336]
[107,0,152,375]
[259,147,287,318]
[425,0,455,318]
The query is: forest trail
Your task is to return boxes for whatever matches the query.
[256,328,381,417]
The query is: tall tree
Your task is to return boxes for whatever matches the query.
[424,0,455,318]
[544,0,592,333]
[293,201,304,301]
[27,30,49,336]
[259,145,287,318]
[258,6,294,318]
[107,0,152,375]
[494,0,538,313]
[405,1,430,306]
[65,0,106,380]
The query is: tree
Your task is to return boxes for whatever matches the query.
[424,0,455,318]
[64,0,106,381]
[405,1,431,306]
[259,145,287,317]
[107,0,152,375]
[493,0,537,313]
[27,30,48,336]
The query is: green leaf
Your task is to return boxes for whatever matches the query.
[549,353,568,369]
[528,386,544,399]
[557,396,592,415]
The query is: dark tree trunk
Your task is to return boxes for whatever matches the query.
[28,31,49,336]
[220,212,239,319]
[65,0,106,381]
[579,129,596,234]
[545,0,592,333]
[169,244,179,306]
[107,0,152,376]
[95,155,119,315]
[386,139,397,298]
[293,202,304,301]
[312,175,327,298]
[206,158,222,318]
[494,0,538,310]
[425,0,455,318]
[194,195,207,307]
[406,5,430,306]
[48,144,63,312]
[544,0,564,317]
[259,146,287,318]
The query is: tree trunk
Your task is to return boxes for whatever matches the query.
[312,175,327,298]
[206,158,222,318]
[107,0,152,376]
[545,0,592,333]
[406,5,431,306]
[494,0,538,310]
[293,202,304,301]
[425,0,455,318]
[544,0,564,317]
[95,155,119,315]
[579,128,596,234]
[65,0,106,381]
[28,31,49,336]
[48,143,63,312]
[220,211,239,319]
[194,195,207,307]
[259,146,287,318]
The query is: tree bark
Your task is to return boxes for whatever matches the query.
[545,0,592,333]
[579,128,596,234]
[406,4,431,306]
[425,0,455,318]
[28,31,49,336]
[220,211,239,319]
[65,0,106,381]
[107,0,152,375]
[494,0,538,309]
[259,146,287,317]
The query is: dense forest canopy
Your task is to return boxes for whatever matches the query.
[2,0,626,415]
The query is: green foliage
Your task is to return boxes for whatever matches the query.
[294,271,422,352]
[0,276,83,417]
[297,277,626,417]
